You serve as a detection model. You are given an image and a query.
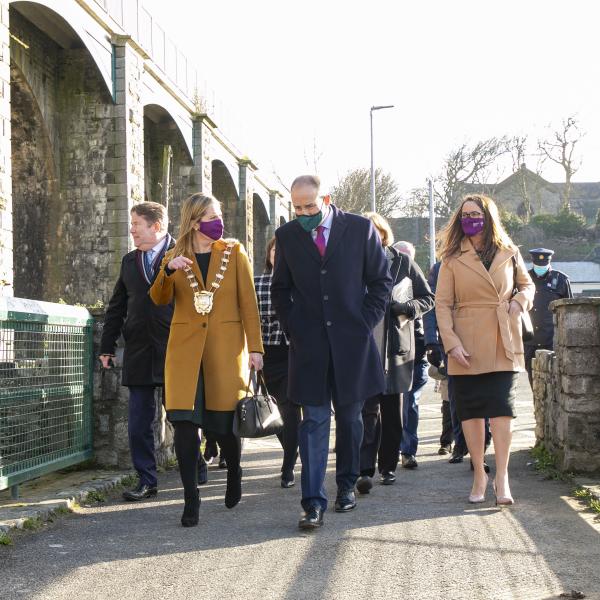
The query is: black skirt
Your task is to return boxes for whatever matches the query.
[452,371,518,421]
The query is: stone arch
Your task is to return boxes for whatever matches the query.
[252,193,270,273]
[143,104,194,235]
[10,64,59,300]
[10,1,114,97]
[211,160,241,239]
[9,4,114,304]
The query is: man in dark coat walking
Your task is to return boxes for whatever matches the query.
[99,202,176,501]
[271,175,392,529]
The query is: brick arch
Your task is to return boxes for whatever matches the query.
[10,64,59,300]
[252,193,270,273]
[143,104,194,235]
[211,160,241,240]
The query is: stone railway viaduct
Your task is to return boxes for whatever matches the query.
[0,0,291,304]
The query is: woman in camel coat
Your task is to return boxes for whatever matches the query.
[150,193,263,527]
[435,194,534,507]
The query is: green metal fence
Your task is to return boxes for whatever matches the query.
[0,298,94,497]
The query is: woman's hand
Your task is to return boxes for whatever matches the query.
[449,344,470,368]
[249,352,264,371]
[167,256,193,271]
[509,299,523,316]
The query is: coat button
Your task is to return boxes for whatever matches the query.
[324,295,329,301]
[326,321,332,326]
[202,323,207,328]
[321,269,327,275]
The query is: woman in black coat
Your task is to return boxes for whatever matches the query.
[357,213,435,492]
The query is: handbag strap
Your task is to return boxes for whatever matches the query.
[511,255,518,297]
[245,368,272,397]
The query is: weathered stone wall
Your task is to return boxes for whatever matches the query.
[91,310,174,469]
[533,298,600,473]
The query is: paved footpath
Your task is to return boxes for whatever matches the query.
[1,374,598,600]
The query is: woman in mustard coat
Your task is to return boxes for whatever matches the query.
[435,194,534,507]
[150,193,264,527]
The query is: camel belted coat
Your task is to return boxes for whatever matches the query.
[149,239,264,411]
[435,238,535,376]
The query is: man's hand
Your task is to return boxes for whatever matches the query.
[167,256,193,271]
[249,352,264,371]
[509,299,523,317]
[426,344,443,368]
[99,354,114,369]
[449,345,470,368]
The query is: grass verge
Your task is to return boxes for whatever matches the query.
[0,532,12,545]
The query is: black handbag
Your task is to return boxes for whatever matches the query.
[511,256,534,343]
[233,369,284,438]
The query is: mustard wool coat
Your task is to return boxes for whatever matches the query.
[149,239,264,411]
[435,238,535,376]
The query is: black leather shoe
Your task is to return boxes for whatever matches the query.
[438,444,452,455]
[198,458,208,485]
[470,459,491,474]
[225,467,242,508]
[181,490,200,527]
[334,490,357,512]
[122,483,158,502]
[281,473,295,488]
[298,506,323,530]
[356,475,373,495]
[401,454,418,469]
[380,471,396,485]
[449,449,465,464]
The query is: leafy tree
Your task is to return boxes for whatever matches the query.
[329,168,402,218]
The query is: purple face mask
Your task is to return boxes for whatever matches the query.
[461,217,485,237]
[199,218,224,241]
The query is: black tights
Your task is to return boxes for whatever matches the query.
[173,421,241,501]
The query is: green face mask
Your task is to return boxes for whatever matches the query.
[296,200,326,232]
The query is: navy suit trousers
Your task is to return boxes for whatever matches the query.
[128,386,158,487]
[299,394,364,512]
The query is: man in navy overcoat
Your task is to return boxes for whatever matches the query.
[272,175,392,529]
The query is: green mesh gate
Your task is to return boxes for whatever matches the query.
[0,298,94,496]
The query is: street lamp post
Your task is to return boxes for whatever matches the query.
[370,104,394,212]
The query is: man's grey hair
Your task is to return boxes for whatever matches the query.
[291,175,321,191]
[393,240,416,260]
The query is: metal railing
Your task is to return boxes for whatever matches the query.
[0,299,94,498]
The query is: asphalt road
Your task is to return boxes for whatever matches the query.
[1,375,598,600]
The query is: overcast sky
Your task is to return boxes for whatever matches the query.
[143,0,599,195]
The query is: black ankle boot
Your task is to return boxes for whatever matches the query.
[181,489,200,527]
[225,467,242,509]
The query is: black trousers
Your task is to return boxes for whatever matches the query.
[263,344,301,478]
[360,393,402,477]
[173,421,241,501]
[440,400,453,447]
[525,344,552,388]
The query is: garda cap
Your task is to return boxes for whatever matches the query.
[529,248,554,266]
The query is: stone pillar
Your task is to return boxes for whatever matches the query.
[534,298,600,472]
[106,36,145,284]
[0,0,12,297]
[268,190,279,238]
[238,159,256,262]
[191,115,214,193]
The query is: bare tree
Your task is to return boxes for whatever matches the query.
[303,137,323,174]
[538,116,584,212]
[329,168,402,218]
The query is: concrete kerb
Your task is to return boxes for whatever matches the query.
[0,470,135,536]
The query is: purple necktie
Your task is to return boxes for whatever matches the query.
[314,225,326,258]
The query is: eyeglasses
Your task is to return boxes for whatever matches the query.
[461,211,484,219]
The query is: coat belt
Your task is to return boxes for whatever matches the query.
[454,299,515,362]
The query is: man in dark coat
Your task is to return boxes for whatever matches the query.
[271,175,392,530]
[357,226,434,495]
[99,202,176,501]
[525,248,572,387]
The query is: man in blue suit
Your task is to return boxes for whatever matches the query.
[272,175,392,529]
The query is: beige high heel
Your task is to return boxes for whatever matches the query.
[468,474,489,504]
[493,480,515,506]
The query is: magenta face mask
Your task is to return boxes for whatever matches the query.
[461,217,485,237]
[199,218,224,240]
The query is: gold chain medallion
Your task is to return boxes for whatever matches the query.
[183,243,234,315]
